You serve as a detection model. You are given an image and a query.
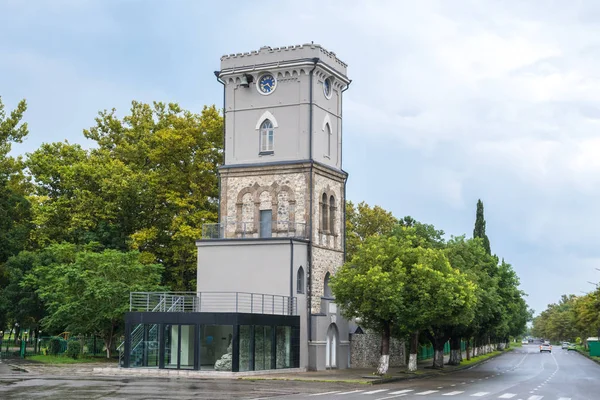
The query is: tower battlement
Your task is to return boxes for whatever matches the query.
[220,43,347,76]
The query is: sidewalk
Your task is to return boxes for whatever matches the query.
[5,350,505,384]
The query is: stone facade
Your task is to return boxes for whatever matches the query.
[350,333,406,368]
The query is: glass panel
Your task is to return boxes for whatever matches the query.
[143,324,159,368]
[255,326,272,371]
[276,326,292,369]
[200,325,233,371]
[179,325,195,369]
[128,324,143,368]
[164,324,179,369]
[239,325,252,372]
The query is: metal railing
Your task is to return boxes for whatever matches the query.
[129,291,297,315]
[201,220,307,240]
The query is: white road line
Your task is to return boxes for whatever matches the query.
[389,390,414,395]
[442,391,465,396]
[364,389,389,395]
[310,391,341,396]
[499,394,516,399]
[471,393,489,397]
[375,394,408,400]
[415,391,439,395]
[335,390,365,395]
[556,398,571,400]
[527,396,544,400]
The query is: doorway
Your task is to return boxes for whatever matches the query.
[325,323,338,369]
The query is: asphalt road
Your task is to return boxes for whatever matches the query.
[0,345,599,399]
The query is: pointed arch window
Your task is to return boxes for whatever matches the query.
[321,193,329,232]
[329,195,335,235]
[326,123,332,157]
[297,266,305,294]
[260,119,274,153]
[324,272,332,298]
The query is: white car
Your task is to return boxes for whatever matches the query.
[540,343,552,353]
[561,342,570,349]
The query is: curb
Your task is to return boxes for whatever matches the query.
[6,363,30,373]
[575,349,600,366]
[368,351,505,385]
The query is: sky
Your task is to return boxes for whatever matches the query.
[2,0,600,315]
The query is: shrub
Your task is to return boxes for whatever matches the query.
[66,340,81,359]
[48,337,62,356]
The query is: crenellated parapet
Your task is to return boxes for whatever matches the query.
[220,43,348,79]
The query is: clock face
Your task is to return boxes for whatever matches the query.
[258,74,276,94]
[324,78,332,98]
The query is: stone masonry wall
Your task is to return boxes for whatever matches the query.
[350,333,406,368]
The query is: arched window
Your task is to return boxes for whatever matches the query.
[297,266,304,294]
[321,193,328,232]
[324,272,332,298]
[260,119,274,153]
[325,123,332,157]
[329,195,335,235]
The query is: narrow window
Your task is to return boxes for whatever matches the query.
[326,124,332,157]
[324,272,332,298]
[297,266,304,294]
[260,119,274,153]
[329,195,335,235]
[321,193,328,232]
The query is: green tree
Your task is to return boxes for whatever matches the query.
[25,243,164,357]
[26,102,223,289]
[473,199,491,255]
[345,201,397,262]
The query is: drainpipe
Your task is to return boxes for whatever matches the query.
[307,58,319,343]
[340,80,352,262]
[289,239,294,300]
[214,71,226,224]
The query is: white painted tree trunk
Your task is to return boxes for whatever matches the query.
[377,354,390,375]
[433,349,444,368]
[448,349,461,365]
[408,353,418,372]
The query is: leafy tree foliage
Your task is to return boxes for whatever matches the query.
[532,292,600,342]
[345,201,397,261]
[26,102,223,290]
[24,243,164,357]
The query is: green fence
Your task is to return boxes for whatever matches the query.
[417,340,465,360]
[1,335,107,359]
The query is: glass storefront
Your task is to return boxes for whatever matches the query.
[124,314,299,372]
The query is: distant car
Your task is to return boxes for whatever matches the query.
[521,339,528,345]
[540,343,552,353]
[562,342,569,349]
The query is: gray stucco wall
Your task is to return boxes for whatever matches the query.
[196,239,308,298]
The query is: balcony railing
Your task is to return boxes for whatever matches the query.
[201,220,307,240]
[129,291,297,316]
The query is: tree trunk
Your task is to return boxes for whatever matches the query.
[466,338,471,361]
[408,330,419,372]
[426,330,448,369]
[377,323,391,375]
[448,336,461,366]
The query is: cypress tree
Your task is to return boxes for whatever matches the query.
[473,199,491,254]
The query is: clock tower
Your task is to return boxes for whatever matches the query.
[201,43,351,370]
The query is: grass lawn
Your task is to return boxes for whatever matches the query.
[26,355,116,364]
[459,351,502,367]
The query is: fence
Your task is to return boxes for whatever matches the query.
[417,340,467,360]
[0,335,111,359]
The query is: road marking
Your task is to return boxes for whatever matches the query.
[416,390,439,395]
[335,390,364,395]
[499,394,516,399]
[527,396,544,400]
[442,392,464,396]
[556,398,571,400]
[471,393,489,397]
[364,389,389,395]
[389,390,414,395]
[310,391,341,396]
[376,395,408,400]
